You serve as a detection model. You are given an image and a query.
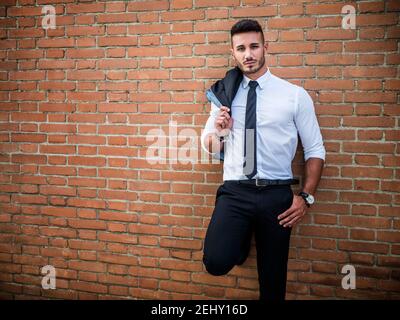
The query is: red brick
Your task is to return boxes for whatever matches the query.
[1,3,399,301]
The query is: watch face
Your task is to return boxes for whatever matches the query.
[307,194,315,204]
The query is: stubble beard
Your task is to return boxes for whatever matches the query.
[237,54,266,76]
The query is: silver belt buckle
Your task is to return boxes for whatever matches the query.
[255,178,261,186]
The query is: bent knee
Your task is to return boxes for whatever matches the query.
[203,255,234,276]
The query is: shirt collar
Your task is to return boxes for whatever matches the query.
[242,67,272,90]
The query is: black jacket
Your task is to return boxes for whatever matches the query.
[205,67,243,161]
[207,66,243,116]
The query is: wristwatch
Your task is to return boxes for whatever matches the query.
[298,192,315,207]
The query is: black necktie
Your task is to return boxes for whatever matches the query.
[243,80,258,179]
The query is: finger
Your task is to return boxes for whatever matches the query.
[283,215,302,228]
[277,196,306,220]
[220,111,230,120]
[220,106,230,113]
[219,109,229,116]
[217,117,227,126]
[277,207,296,220]
[219,114,228,123]
[216,122,224,130]
[218,115,229,124]
[280,211,300,226]
[283,207,306,227]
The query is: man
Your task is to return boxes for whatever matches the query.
[200,19,325,301]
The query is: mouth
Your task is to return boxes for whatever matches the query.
[244,61,256,66]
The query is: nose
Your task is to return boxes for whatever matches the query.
[244,49,252,60]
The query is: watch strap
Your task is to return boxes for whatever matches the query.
[298,191,311,207]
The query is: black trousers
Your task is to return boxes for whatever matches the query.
[202,181,293,301]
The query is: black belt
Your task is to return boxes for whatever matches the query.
[226,178,299,187]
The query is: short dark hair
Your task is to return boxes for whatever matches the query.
[230,19,264,43]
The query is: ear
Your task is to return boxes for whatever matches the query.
[230,48,237,65]
[263,41,268,51]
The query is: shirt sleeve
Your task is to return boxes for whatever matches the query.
[201,102,220,155]
[294,87,326,161]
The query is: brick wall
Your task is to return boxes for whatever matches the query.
[0,0,399,300]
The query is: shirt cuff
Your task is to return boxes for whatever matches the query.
[304,147,326,161]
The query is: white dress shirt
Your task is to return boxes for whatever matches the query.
[201,68,326,181]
